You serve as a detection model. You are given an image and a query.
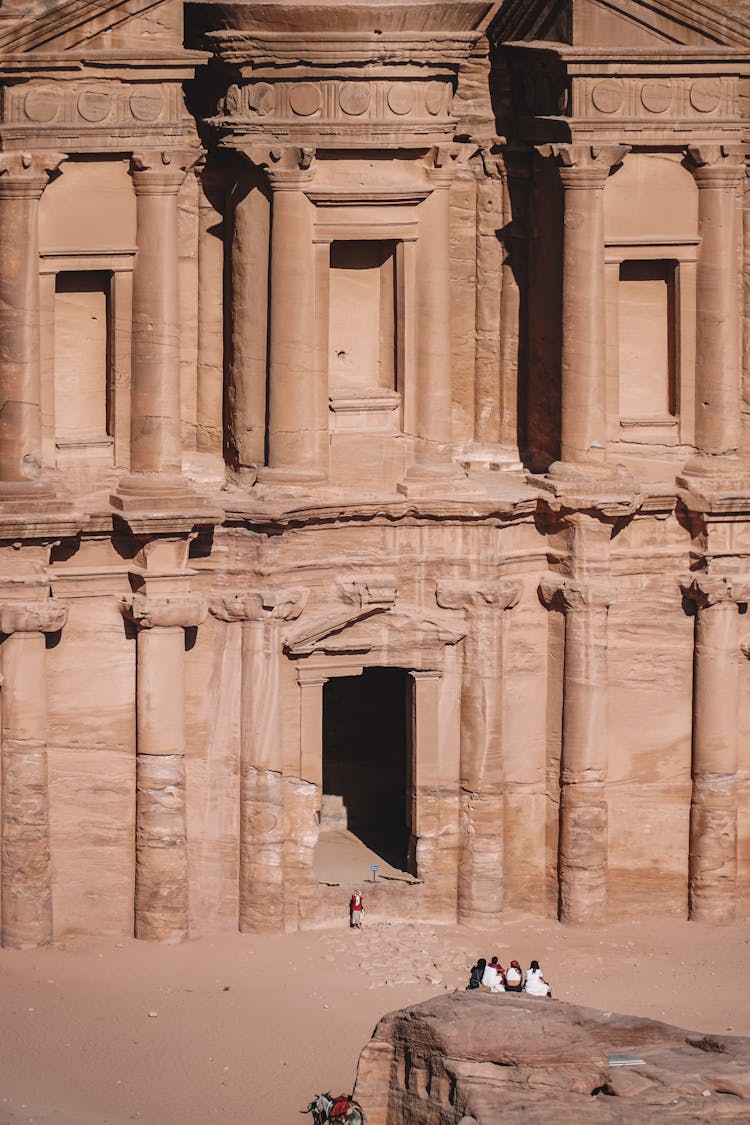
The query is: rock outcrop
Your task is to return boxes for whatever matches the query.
[353,992,750,1123]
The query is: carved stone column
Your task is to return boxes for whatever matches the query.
[256,150,327,484]
[113,149,202,510]
[682,574,745,922]
[436,579,522,925]
[195,159,225,476]
[0,598,67,948]
[538,144,629,469]
[0,152,64,501]
[540,572,614,923]
[684,147,746,466]
[404,154,463,482]
[210,589,306,933]
[123,591,207,942]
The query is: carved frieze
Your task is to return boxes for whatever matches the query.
[213,78,454,142]
[571,75,740,123]
[2,81,191,149]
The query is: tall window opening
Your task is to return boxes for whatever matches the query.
[320,667,411,874]
[54,270,111,447]
[329,240,396,392]
[618,259,676,420]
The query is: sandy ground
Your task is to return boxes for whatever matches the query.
[2,841,750,1124]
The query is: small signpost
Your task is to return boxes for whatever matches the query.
[370,864,379,883]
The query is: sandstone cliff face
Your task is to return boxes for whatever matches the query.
[353,992,750,1123]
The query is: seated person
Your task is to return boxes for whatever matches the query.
[467,959,485,990]
[482,956,505,992]
[523,959,551,997]
[504,959,524,992]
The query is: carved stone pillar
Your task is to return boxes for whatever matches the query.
[0,152,64,500]
[743,165,750,457]
[257,151,327,484]
[123,591,207,942]
[436,579,522,925]
[684,147,746,465]
[682,574,745,922]
[0,598,67,948]
[538,144,629,468]
[404,157,463,481]
[540,573,614,923]
[195,159,225,476]
[113,149,202,509]
[210,589,306,934]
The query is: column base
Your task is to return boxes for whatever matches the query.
[458,444,524,475]
[256,466,327,486]
[677,454,750,512]
[111,473,222,534]
[0,481,81,537]
[534,460,640,513]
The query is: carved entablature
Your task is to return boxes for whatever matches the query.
[502,44,750,146]
[0,77,198,152]
[213,76,456,146]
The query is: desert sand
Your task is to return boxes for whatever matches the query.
[1,866,749,1125]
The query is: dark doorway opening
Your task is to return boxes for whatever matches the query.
[322,667,410,872]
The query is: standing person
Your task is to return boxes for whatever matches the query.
[524,959,552,997]
[349,888,364,929]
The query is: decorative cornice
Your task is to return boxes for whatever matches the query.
[122,593,207,630]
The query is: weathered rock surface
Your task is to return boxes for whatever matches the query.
[353,992,750,1123]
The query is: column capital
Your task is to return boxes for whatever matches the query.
[130,149,203,195]
[680,573,750,609]
[0,151,65,199]
[237,143,315,188]
[686,145,745,188]
[0,600,67,634]
[209,588,308,623]
[436,578,522,612]
[539,574,615,612]
[122,592,207,630]
[426,142,479,188]
[536,143,630,189]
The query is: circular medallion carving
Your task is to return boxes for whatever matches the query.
[387,85,415,116]
[425,81,446,116]
[289,82,322,116]
[690,78,721,113]
[130,89,164,122]
[339,83,370,116]
[77,89,112,123]
[23,87,59,123]
[591,80,623,115]
[248,82,276,116]
[249,810,278,832]
[640,81,672,114]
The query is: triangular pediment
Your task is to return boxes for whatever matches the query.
[285,606,465,657]
[492,0,750,49]
[0,0,182,55]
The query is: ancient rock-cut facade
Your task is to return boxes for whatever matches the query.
[0,0,748,945]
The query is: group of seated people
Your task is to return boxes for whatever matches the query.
[467,956,552,997]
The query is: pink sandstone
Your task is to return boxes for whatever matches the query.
[0,0,747,945]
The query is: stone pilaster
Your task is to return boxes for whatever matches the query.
[681,147,746,475]
[123,590,207,942]
[0,152,64,502]
[0,597,67,948]
[682,573,747,923]
[436,578,522,926]
[403,149,464,482]
[112,149,216,523]
[210,588,307,933]
[536,143,629,472]
[540,572,614,924]
[194,158,226,477]
[252,148,327,485]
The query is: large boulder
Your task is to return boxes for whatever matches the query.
[353,992,750,1123]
